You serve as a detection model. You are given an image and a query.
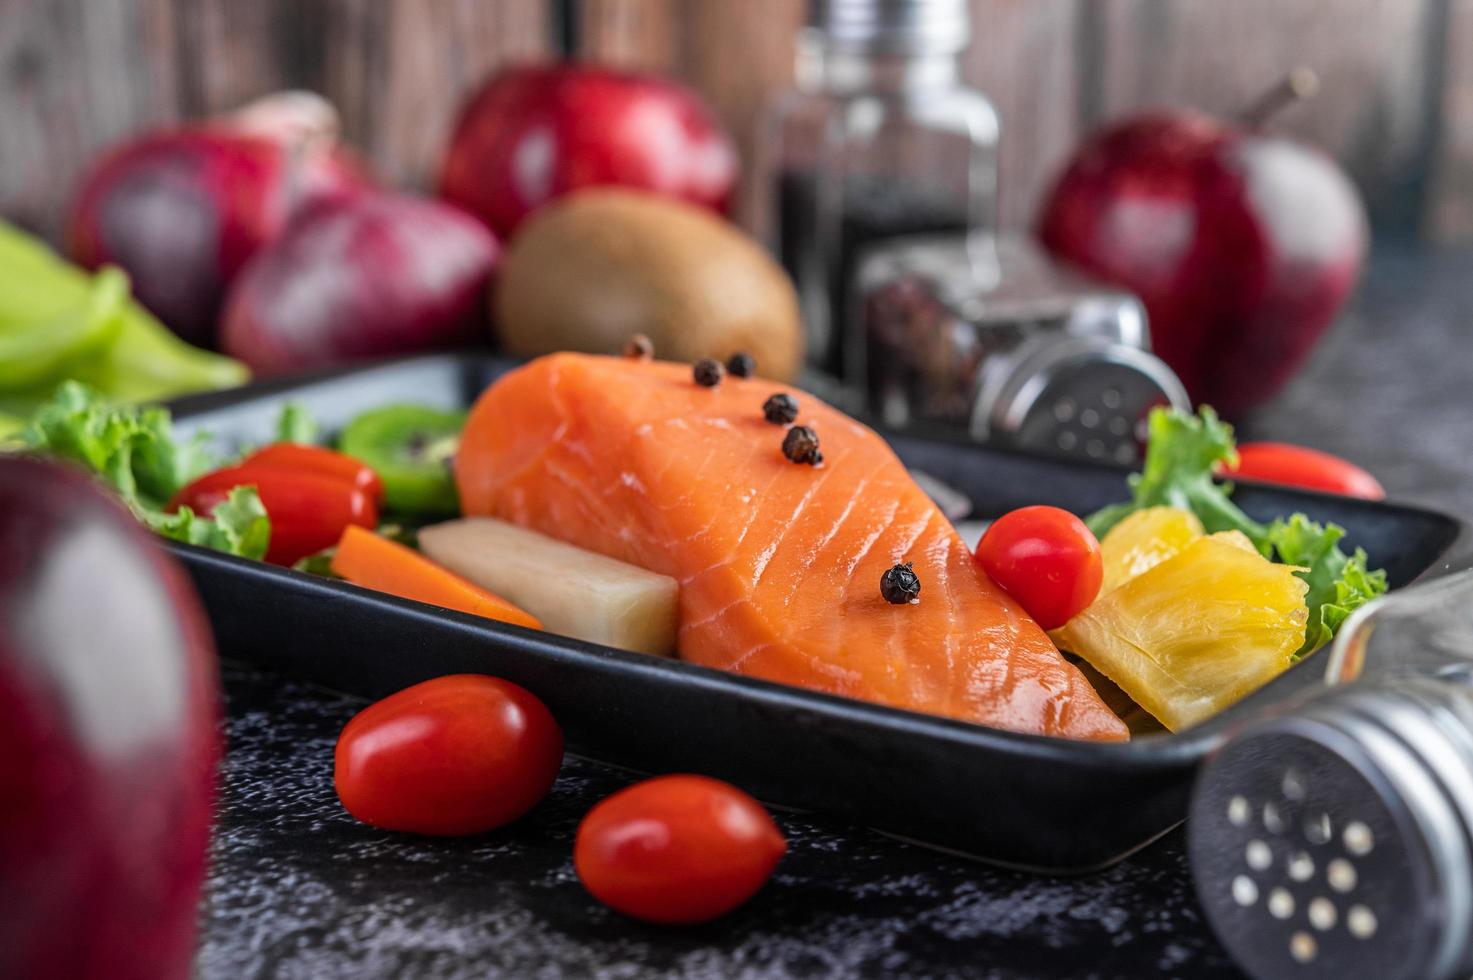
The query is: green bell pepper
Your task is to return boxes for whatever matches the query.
[0,220,248,411]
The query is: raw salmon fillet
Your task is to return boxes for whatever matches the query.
[457,353,1128,741]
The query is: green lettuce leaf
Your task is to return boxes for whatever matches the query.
[143,487,271,560]
[21,380,212,505]
[18,381,270,559]
[1085,406,1268,548]
[1266,514,1389,657]
[275,401,320,444]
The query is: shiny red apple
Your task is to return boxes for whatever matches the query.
[1037,104,1367,417]
[67,91,370,347]
[439,64,738,237]
[0,457,220,980]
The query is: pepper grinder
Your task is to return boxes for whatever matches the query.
[762,0,1000,381]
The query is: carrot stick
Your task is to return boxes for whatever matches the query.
[330,525,542,630]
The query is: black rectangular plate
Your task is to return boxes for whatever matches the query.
[166,355,1471,871]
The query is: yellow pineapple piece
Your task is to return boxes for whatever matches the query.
[1211,529,1261,555]
[1099,506,1205,593]
[1052,532,1308,732]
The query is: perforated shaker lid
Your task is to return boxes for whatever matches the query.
[972,337,1190,466]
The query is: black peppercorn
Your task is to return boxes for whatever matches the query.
[726,351,755,378]
[763,393,799,425]
[693,358,724,387]
[782,424,822,465]
[880,562,921,605]
[623,334,654,360]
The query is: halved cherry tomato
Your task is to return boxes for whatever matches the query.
[1224,442,1385,500]
[170,465,377,566]
[975,505,1103,630]
[575,774,787,925]
[334,674,563,836]
[242,443,385,502]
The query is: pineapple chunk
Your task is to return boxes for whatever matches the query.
[419,517,679,656]
[1212,530,1261,555]
[1099,506,1205,593]
[1052,532,1308,732]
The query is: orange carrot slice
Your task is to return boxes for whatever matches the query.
[330,525,542,630]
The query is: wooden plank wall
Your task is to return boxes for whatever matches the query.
[0,0,549,238]
[1,0,1467,245]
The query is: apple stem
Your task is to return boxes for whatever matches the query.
[1240,68,1321,129]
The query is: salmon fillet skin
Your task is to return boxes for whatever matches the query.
[456,353,1128,741]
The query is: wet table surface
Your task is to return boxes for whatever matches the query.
[199,246,1473,979]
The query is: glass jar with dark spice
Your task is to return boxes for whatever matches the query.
[760,0,999,381]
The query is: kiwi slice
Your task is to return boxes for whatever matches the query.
[339,404,466,515]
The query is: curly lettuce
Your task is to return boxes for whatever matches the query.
[1266,514,1388,657]
[1086,406,1268,546]
[275,401,320,444]
[17,381,270,559]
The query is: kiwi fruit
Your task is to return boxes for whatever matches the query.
[495,189,804,381]
[338,404,466,515]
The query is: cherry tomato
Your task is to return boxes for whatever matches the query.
[170,465,378,566]
[975,505,1102,630]
[241,443,385,502]
[575,774,787,925]
[334,674,563,836]
[1224,442,1385,500]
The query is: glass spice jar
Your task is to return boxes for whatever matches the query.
[760,0,1000,382]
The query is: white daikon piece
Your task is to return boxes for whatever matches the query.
[418,517,679,657]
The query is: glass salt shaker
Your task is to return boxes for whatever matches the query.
[761,0,1000,382]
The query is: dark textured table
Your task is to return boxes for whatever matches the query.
[198,246,1472,979]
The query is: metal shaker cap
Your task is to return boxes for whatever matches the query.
[971,336,1189,466]
[1190,678,1473,980]
[806,0,971,54]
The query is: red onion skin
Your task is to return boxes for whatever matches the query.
[0,457,219,980]
[67,127,367,347]
[439,64,738,237]
[220,192,500,376]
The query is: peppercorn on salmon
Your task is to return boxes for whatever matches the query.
[456,353,1128,741]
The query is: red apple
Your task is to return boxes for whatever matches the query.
[1037,105,1367,417]
[439,63,738,237]
[67,91,370,348]
[220,191,500,376]
[0,457,220,980]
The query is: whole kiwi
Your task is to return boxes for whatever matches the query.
[495,189,803,381]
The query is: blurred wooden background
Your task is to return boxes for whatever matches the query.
[2,0,1470,245]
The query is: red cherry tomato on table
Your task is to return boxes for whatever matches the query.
[575,774,787,925]
[975,505,1103,630]
[334,674,563,836]
[170,464,378,565]
[1223,442,1385,500]
[241,442,385,503]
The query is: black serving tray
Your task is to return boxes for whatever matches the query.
[164,355,1472,872]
